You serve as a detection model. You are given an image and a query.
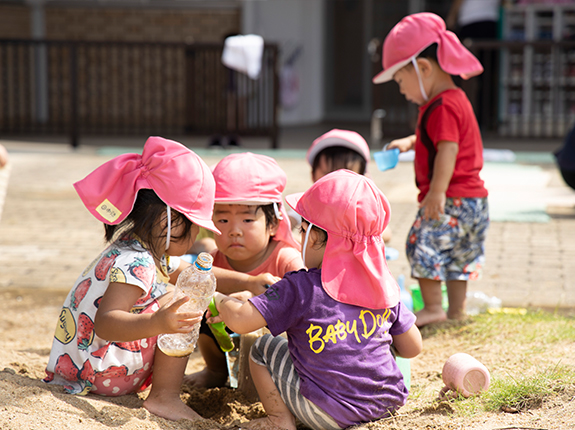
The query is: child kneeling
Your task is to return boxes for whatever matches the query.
[210,170,422,430]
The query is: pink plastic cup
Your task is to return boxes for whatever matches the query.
[440,352,490,398]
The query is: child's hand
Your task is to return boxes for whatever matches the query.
[419,190,446,221]
[154,296,204,334]
[388,135,415,153]
[249,273,281,295]
[230,290,254,302]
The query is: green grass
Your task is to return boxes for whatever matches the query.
[424,310,575,416]
[422,309,575,346]
[483,363,575,412]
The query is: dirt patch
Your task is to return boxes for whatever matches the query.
[1,287,574,429]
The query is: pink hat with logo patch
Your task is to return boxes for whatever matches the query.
[373,12,483,84]
[306,129,370,166]
[74,136,220,234]
[286,169,399,309]
[212,152,300,250]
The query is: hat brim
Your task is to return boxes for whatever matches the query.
[307,137,369,166]
[372,57,412,84]
[285,192,304,217]
[181,213,220,235]
[214,198,280,205]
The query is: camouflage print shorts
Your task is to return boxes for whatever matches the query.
[406,197,489,281]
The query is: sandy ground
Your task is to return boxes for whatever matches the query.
[2,286,575,430]
[1,144,575,429]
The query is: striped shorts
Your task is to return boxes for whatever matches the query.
[250,334,343,430]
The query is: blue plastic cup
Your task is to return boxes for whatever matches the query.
[373,144,400,171]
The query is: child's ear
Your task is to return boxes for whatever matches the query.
[308,227,326,249]
[269,217,280,237]
[417,58,433,77]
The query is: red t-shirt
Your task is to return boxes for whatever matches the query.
[414,88,488,202]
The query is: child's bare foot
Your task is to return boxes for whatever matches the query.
[236,416,295,430]
[143,392,201,421]
[415,307,447,327]
[183,366,228,388]
[447,309,466,320]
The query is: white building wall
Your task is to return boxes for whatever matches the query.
[242,0,325,126]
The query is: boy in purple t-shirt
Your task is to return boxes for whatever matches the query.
[210,170,422,430]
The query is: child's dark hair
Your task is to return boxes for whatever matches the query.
[417,43,438,63]
[104,189,193,261]
[256,203,281,232]
[301,218,328,247]
[312,146,366,176]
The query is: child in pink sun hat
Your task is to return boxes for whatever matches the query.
[185,152,304,389]
[307,128,370,182]
[302,128,393,244]
[44,136,219,422]
[374,12,489,327]
[208,170,422,430]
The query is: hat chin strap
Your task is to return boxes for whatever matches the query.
[273,202,283,220]
[302,222,313,268]
[411,57,429,102]
[165,206,171,250]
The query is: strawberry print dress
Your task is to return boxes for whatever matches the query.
[44,236,177,396]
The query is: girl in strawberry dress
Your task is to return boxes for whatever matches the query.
[44,136,220,422]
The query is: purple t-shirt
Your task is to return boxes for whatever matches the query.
[249,268,416,428]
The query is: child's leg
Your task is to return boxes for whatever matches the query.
[446,279,467,320]
[143,349,201,421]
[415,278,447,327]
[248,358,297,430]
[249,334,343,430]
[183,333,228,388]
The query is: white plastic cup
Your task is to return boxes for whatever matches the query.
[440,352,490,398]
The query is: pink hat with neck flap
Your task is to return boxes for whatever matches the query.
[373,12,483,84]
[74,136,220,234]
[212,152,300,250]
[286,169,399,309]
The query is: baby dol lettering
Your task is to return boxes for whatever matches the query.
[306,308,391,353]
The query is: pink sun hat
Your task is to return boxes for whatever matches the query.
[212,152,300,250]
[73,136,220,234]
[372,12,483,84]
[306,129,370,166]
[286,169,399,309]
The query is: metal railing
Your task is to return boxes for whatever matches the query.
[0,39,279,147]
[466,39,575,139]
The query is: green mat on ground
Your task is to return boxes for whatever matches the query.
[481,163,551,223]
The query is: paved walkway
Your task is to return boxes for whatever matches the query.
[1,131,574,310]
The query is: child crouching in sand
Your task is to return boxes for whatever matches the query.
[44,137,219,422]
[186,152,303,388]
[210,170,422,430]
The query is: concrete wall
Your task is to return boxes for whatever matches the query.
[242,0,325,126]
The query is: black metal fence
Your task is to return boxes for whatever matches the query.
[0,39,279,147]
[465,39,575,139]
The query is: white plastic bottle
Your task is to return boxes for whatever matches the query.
[157,252,216,357]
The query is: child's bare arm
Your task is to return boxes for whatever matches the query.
[210,291,267,334]
[420,140,458,220]
[94,282,202,342]
[212,266,280,296]
[392,324,422,359]
[388,134,416,152]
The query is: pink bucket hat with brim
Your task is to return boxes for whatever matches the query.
[212,152,300,250]
[74,136,220,234]
[373,12,483,84]
[306,129,370,166]
[285,169,399,309]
